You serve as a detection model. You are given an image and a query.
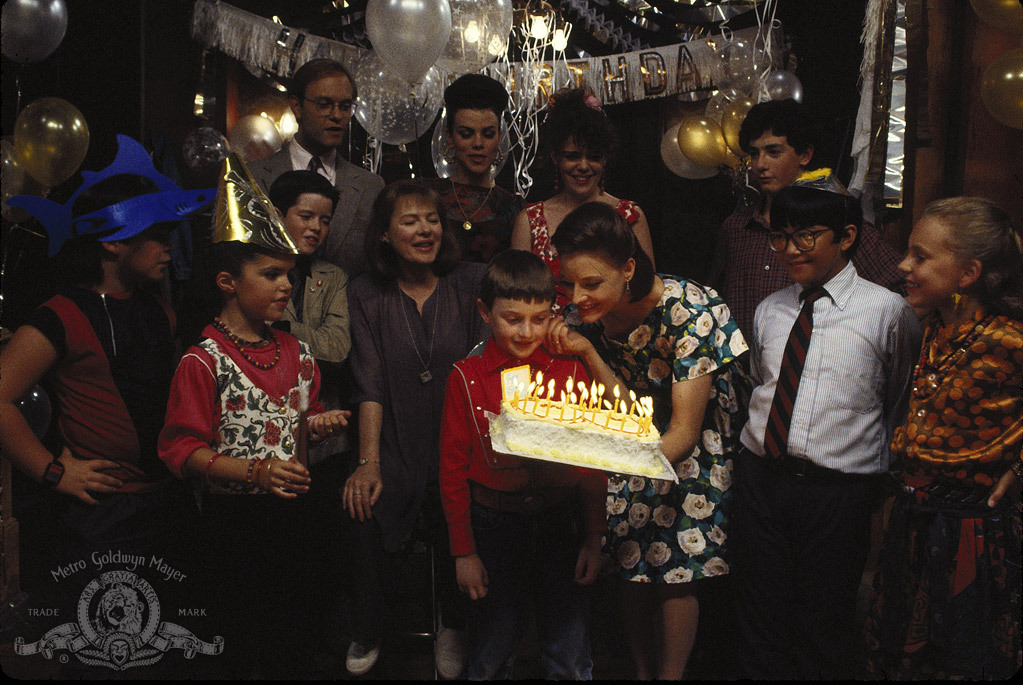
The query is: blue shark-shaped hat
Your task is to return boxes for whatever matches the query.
[6,135,215,256]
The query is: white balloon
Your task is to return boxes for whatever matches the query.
[355,52,444,146]
[228,115,283,162]
[766,71,804,103]
[366,0,452,85]
[660,124,719,180]
[1,0,68,64]
[436,0,513,74]
[431,108,511,178]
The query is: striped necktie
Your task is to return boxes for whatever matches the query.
[763,286,829,459]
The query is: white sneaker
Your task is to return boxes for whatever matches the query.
[434,626,466,680]
[346,640,380,676]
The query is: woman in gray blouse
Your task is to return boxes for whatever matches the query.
[342,180,489,677]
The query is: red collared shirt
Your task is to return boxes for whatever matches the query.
[439,340,607,557]
[709,204,905,343]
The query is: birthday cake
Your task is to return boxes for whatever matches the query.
[488,367,676,482]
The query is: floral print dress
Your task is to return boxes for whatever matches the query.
[577,276,748,583]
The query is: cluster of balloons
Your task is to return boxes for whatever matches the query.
[359,0,512,146]
[972,0,1023,130]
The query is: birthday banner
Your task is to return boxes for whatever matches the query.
[190,0,778,106]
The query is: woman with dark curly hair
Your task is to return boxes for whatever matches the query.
[511,89,654,313]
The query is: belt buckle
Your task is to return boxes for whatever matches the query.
[521,493,545,514]
[790,457,811,477]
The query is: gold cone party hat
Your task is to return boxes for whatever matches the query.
[212,152,298,253]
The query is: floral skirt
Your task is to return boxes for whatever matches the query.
[603,452,733,583]
[866,482,1022,679]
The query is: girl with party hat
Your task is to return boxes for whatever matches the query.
[158,153,348,677]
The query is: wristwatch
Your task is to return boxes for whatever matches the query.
[42,459,65,487]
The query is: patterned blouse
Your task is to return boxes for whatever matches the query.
[891,307,1023,489]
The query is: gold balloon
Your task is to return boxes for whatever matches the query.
[980,48,1023,130]
[970,0,1023,34]
[13,97,89,187]
[721,97,755,156]
[676,116,730,168]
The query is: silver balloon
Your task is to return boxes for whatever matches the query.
[431,108,511,178]
[436,0,513,75]
[1,0,68,64]
[711,39,771,96]
[365,0,452,85]
[182,127,230,175]
[354,52,444,146]
[765,70,804,103]
[16,385,52,439]
[228,115,283,162]
[661,123,718,180]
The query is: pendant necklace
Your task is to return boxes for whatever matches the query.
[398,286,441,383]
[451,179,494,232]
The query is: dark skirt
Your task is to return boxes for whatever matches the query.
[866,479,1022,679]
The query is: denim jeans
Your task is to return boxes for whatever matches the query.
[467,499,593,680]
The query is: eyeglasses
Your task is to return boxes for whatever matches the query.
[767,227,834,253]
[301,96,357,117]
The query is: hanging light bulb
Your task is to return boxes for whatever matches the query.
[529,15,548,40]
[278,110,298,141]
[552,24,569,51]
[463,19,481,44]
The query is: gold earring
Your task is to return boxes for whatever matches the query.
[444,145,456,164]
[493,149,504,167]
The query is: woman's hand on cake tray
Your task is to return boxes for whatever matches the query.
[343,458,382,521]
[574,531,603,586]
[308,409,351,442]
[456,553,489,600]
[266,457,311,499]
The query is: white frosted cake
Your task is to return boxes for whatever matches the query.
[488,375,676,483]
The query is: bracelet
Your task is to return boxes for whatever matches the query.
[358,458,380,467]
[245,458,258,485]
[261,459,274,489]
[255,459,269,489]
[205,453,224,486]
[1011,461,1023,478]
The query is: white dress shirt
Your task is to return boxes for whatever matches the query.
[289,139,337,185]
[740,260,921,474]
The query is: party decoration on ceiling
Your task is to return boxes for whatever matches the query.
[354,51,444,146]
[661,123,718,180]
[212,153,297,254]
[1,0,68,64]
[431,108,511,179]
[980,47,1023,130]
[436,0,513,74]
[7,135,215,256]
[13,97,89,187]
[765,70,804,102]
[365,0,452,85]
[970,0,1023,34]
[228,114,283,162]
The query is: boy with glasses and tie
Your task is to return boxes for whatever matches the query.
[253,58,385,280]
[730,170,920,679]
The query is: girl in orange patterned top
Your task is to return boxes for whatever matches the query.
[867,197,1023,679]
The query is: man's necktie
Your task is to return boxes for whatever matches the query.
[763,286,829,459]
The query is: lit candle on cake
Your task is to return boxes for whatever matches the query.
[612,385,621,415]
[603,400,613,427]
[534,384,545,416]
[629,389,639,418]
[545,380,555,416]
[597,384,605,410]
[559,391,567,420]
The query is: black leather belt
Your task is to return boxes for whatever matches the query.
[470,482,575,514]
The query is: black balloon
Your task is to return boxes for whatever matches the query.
[16,384,51,439]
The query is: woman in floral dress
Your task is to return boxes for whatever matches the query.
[547,202,747,679]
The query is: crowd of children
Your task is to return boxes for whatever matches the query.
[1,87,1020,680]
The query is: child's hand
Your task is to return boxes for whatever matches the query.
[55,447,124,505]
[456,554,489,600]
[308,410,351,442]
[264,458,311,499]
[547,320,594,358]
[573,531,602,586]
[988,466,1020,508]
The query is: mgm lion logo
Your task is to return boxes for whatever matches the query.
[15,570,223,671]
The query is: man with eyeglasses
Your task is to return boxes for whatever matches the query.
[254,58,385,279]
[708,99,903,343]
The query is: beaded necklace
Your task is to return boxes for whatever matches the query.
[911,312,993,398]
[212,316,281,370]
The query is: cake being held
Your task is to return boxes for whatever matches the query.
[489,368,676,482]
